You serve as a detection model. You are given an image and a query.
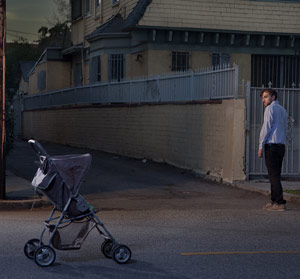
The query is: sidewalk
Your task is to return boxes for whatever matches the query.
[234,179,300,203]
[1,139,300,209]
[0,171,44,209]
[2,171,300,210]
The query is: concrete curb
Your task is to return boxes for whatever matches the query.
[0,198,45,210]
[233,182,300,203]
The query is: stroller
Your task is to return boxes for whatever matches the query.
[23,139,131,267]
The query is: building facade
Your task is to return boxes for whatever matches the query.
[27,0,300,94]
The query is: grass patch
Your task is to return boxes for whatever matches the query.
[284,189,300,195]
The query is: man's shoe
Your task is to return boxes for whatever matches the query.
[263,202,274,210]
[266,203,286,212]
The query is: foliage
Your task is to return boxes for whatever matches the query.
[6,41,41,98]
[49,0,71,24]
[4,0,71,153]
[37,23,70,50]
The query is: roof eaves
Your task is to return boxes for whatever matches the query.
[87,32,130,42]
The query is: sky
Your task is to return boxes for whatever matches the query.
[6,0,57,43]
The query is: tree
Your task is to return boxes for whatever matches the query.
[5,41,42,154]
[38,0,71,50]
[6,40,41,98]
[49,0,71,25]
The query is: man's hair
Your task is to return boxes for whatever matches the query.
[260,88,278,100]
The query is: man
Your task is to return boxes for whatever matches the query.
[258,88,288,211]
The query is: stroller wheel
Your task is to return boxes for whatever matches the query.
[34,245,56,267]
[24,238,43,259]
[112,245,131,264]
[101,239,114,258]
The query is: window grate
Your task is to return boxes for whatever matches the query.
[109,54,124,82]
[172,52,189,72]
[251,55,300,88]
[212,53,230,68]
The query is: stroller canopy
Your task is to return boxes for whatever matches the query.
[50,153,92,195]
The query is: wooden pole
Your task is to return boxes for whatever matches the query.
[0,0,6,200]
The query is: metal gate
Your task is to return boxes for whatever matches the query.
[246,84,300,179]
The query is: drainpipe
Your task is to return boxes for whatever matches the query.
[0,0,5,199]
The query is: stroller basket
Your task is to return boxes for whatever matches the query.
[50,220,96,250]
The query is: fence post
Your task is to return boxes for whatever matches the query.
[156,75,160,102]
[190,71,194,101]
[234,64,239,99]
[129,80,132,104]
[245,81,251,180]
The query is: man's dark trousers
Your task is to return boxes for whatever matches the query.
[264,144,286,204]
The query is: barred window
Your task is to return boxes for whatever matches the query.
[109,54,124,82]
[172,52,189,72]
[251,55,300,88]
[90,56,101,83]
[212,53,230,68]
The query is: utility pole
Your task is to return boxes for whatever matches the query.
[0,0,6,200]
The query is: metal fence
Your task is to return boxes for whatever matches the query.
[246,84,300,178]
[22,64,238,111]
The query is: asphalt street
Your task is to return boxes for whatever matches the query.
[1,192,300,279]
[3,139,300,278]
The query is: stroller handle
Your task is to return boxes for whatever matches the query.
[28,139,50,158]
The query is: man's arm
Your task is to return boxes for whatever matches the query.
[258,106,273,158]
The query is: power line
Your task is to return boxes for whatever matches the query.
[7,28,39,37]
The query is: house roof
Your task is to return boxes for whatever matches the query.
[19,61,35,82]
[86,0,152,41]
[122,0,152,31]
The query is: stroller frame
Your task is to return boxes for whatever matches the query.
[24,140,131,267]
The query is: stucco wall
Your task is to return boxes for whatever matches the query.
[46,61,72,92]
[28,61,72,94]
[22,99,246,182]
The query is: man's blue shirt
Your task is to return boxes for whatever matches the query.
[259,100,288,150]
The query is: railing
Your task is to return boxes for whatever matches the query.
[22,64,239,111]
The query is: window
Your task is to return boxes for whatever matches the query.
[251,55,300,88]
[171,52,189,72]
[96,0,101,7]
[71,0,82,20]
[109,54,124,82]
[74,63,82,86]
[85,0,90,15]
[90,56,101,83]
[212,53,230,68]
[37,71,46,91]
[112,0,120,6]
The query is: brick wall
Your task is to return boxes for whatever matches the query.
[22,99,246,183]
